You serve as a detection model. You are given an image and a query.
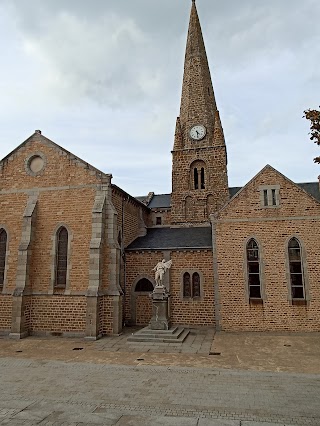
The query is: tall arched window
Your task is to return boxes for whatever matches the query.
[183,272,191,298]
[192,272,201,298]
[288,238,305,299]
[0,229,7,287]
[55,227,68,288]
[246,239,261,298]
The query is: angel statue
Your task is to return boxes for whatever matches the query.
[153,259,172,287]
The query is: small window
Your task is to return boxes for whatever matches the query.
[183,272,191,297]
[190,160,206,191]
[194,168,199,190]
[192,273,201,297]
[156,217,162,225]
[246,239,261,299]
[260,186,280,207]
[288,238,305,299]
[135,278,154,292]
[55,227,68,288]
[201,168,205,189]
[0,229,7,287]
[183,271,201,298]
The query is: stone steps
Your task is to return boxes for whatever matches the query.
[127,327,189,343]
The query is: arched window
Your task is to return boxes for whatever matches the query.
[55,227,68,288]
[135,278,154,292]
[183,272,191,297]
[288,238,305,299]
[183,271,201,299]
[0,229,7,287]
[246,239,261,298]
[190,160,206,190]
[192,272,201,297]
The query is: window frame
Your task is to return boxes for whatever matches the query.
[286,237,308,304]
[55,226,69,289]
[259,185,280,208]
[0,228,8,292]
[244,237,265,303]
[181,270,203,300]
[50,224,72,294]
[190,160,206,191]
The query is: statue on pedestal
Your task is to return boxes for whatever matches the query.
[149,259,172,330]
[152,259,172,287]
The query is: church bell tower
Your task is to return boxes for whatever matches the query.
[171,0,229,225]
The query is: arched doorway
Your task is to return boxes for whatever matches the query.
[132,277,154,326]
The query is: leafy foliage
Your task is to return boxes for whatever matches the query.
[304,107,320,164]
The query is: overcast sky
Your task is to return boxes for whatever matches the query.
[0,0,319,195]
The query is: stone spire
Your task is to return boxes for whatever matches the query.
[171,1,229,225]
[177,0,221,149]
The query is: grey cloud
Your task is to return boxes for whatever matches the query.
[1,0,319,195]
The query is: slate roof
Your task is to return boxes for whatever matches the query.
[148,194,172,208]
[126,227,212,251]
[229,187,242,198]
[135,182,320,208]
[297,182,320,201]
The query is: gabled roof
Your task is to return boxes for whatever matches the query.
[126,226,212,251]
[0,131,108,178]
[217,164,320,215]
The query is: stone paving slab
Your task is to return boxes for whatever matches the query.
[0,330,319,425]
[0,357,319,425]
[0,329,319,374]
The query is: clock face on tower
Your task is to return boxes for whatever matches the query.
[190,125,206,141]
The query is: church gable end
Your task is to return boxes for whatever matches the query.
[0,131,107,191]
[216,165,320,221]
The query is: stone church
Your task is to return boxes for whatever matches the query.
[0,1,319,339]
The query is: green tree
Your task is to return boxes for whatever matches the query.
[304,107,320,164]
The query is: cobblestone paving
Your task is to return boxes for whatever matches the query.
[0,357,319,425]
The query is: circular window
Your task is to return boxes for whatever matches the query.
[29,156,44,173]
[25,153,47,176]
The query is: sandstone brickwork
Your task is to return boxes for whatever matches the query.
[125,250,214,326]
[1,1,319,339]
[171,2,229,225]
[213,166,320,331]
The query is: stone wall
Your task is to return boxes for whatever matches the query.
[0,295,12,332]
[125,249,215,326]
[112,187,147,248]
[30,296,87,335]
[171,147,229,224]
[214,166,320,331]
[0,134,117,337]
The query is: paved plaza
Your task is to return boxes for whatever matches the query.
[0,328,319,425]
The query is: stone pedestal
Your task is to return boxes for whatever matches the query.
[149,285,171,331]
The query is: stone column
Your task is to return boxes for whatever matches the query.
[10,195,38,339]
[85,188,107,340]
[210,215,221,331]
[85,176,123,339]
